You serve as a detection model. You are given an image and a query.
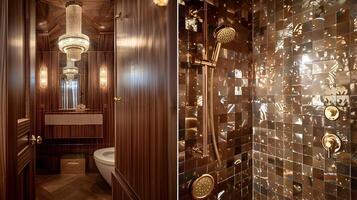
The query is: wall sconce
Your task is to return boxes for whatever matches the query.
[99,67,107,89]
[153,0,168,6]
[39,66,48,89]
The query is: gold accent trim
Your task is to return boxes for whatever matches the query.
[324,105,339,121]
[191,174,215,199]
[30,135,42,145]
[322,133,342,158]
[114,97,122,102]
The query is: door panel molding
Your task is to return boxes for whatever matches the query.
[112,169,140,200]
[16,119,31,174]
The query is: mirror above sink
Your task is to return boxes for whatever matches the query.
[58,53,88,110]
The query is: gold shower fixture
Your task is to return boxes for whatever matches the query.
[191,174,215,199]
[58,1,89,61]
[211,25,236,63]
[322,133,342,158]
[324,105,340,121]
[194,25,236,67]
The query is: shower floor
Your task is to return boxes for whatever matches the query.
[35,173,111,200]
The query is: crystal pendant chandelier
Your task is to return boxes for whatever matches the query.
[63,61,79,80]
[58,1,89,61]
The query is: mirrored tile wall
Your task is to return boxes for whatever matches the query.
[253,0,357,199]
[179,0,253,199]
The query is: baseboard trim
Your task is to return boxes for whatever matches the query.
[112,169,140,200]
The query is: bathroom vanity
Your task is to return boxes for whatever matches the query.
[44,112,104,139]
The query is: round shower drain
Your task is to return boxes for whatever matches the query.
[191,174,215,199]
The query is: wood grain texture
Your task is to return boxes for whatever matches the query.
[36,174,111,200]
[16,119,32,174]
[4,0,37,199]
[112,170,140,200]
[44,113,103,125]
[0,0,7,198]
[35,51,114,174]
[113,0,177,199]
[166,0,178,199]
[7,0,27,198]
[45,125,103,139]
[36,0,114,51]
[27,1,37,199]
[35,0,114,174]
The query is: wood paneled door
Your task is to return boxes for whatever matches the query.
[1,0,37,199]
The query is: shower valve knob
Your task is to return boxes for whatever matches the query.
[322,133,341,158]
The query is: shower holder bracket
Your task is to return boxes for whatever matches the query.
[193,59,216,67]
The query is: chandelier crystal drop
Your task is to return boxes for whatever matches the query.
[63,61,79,80]
[58,1,89,61]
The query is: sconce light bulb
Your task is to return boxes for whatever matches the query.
[99,67,108,88]
[153,0,168,6]
[39,66,48,89]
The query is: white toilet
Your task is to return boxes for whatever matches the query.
[94,147,115,186]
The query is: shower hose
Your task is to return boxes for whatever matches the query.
[209,67,222,168]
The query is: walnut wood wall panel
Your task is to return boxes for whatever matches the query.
[35,51,114,174]
[112,170,140,200]
[44,125,103,139]
[0,0,7,198]
[113,0,177,199]
[167,0,178,198]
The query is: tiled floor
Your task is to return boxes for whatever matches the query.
[36,174,112,200]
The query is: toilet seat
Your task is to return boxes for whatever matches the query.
[94,147,115,166]
[94,147,115,186]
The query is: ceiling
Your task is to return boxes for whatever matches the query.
[36,0,114,51]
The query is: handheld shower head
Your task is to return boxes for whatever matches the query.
[211,25,236,63]
[214,25,236,44]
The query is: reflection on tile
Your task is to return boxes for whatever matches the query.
[179,0,253,199]
[253,0,356,199]
[180,0,356,199]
